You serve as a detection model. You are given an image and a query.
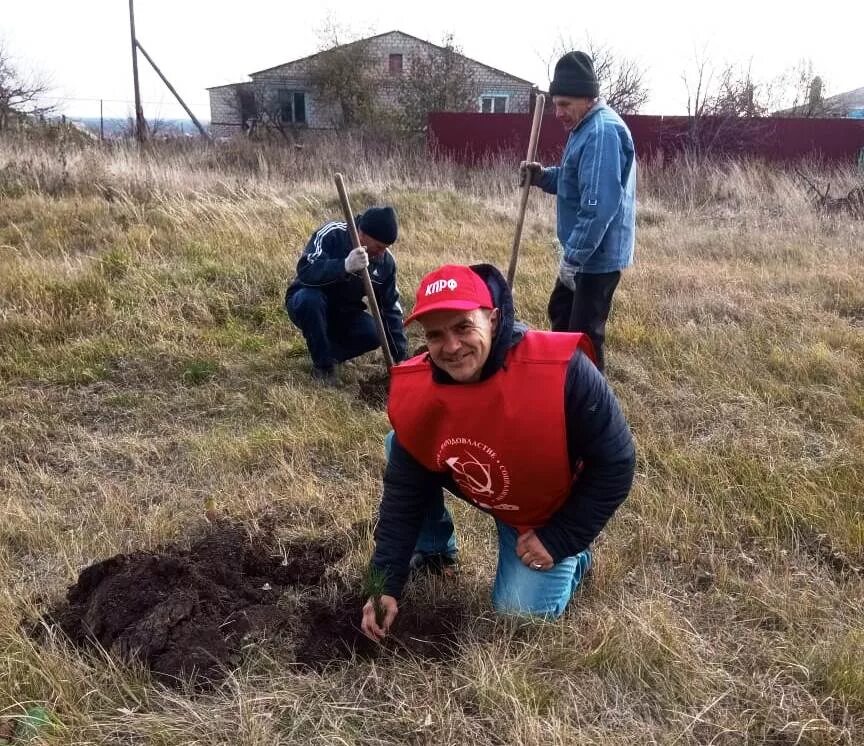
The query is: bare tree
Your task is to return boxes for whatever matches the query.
[680,52,783,157]
[709,62,772,117]
[772,59,827,117]
[583,39,649,114]
[679,51,832,157]
[0,39,54,131]
[683,54,776,118]
[681,53,725,157]
[544,36,649,114]
[308,20,377,129]
[397,33,478,131]
[682,53,713,121]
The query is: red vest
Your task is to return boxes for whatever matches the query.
[388,331,595,531]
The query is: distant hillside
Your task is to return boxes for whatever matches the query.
[69,117,210,138]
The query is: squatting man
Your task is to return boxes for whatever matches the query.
[284,206,407,384]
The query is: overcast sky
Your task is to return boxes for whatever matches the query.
[2,1,862,121]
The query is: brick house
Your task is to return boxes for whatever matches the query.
[208,30,537,137]
[774,84,864,119]
[822,86,864,119]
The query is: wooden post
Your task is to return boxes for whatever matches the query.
[128,0,146,143]
[136,40,211,141]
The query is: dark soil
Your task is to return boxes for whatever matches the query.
[356,373,390,409]
[39,521,466,687]
[355,345,428,409]
[295,594,466,670]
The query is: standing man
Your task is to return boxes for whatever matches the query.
[361,263,635,641]
[521,51,636,373]
[284,206,408,383]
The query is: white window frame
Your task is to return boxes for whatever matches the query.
[479,94,509,114]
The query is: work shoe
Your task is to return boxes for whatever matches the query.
[409,552,458,578]
[311,365,338,386]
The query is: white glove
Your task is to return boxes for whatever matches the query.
[558,261,578,291]
[344,246,369,274]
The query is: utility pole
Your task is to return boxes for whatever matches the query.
[128,0,146,143]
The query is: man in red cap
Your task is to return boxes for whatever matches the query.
[361,263,635,641]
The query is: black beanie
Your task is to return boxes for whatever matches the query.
[549,51,599,98]
[358,206,398,245]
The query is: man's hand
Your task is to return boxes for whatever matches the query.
[360,595,399,642]
[515,529,554,571]
[558,261,578,291]
[345,246,369,274]
[519,160,543,188]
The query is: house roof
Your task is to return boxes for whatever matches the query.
[823,85,864,113]
[774,84,864,117]
[244,30,535,86]
[206,81,250,91]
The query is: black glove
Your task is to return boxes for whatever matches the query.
[519,161,543,187]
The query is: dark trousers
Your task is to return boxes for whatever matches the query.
[286,288,379,369]
[547,271,621,373]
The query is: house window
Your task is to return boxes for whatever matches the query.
[389,54,403,75]
[480,95,508,114]
[293,92,306,124]
[277,90,307,125]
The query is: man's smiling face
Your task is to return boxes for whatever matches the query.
[419,307,499,383]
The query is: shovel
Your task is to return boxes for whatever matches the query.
[506,93,546,289]
[334,173,395,371]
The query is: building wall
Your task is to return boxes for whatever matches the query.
[349,32,534,114]
[209,87,242,139]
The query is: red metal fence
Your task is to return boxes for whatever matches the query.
[427,112,864,165]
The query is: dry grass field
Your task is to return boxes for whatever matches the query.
[1,133,862,745]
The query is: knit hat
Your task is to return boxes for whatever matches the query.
[405,264,494,324]
[358,206,398,245]
[549,51,599,98]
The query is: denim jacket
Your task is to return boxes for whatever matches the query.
[537,101,636,274]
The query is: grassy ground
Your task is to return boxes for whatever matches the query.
[1,134,862,744]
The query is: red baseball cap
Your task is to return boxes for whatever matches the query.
[405,264,495,324]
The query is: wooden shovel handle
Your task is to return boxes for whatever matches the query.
[506,94,546,289]
[334,173,395,371]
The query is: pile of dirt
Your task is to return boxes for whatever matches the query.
[40,521,466,686]
[44,524,344,684]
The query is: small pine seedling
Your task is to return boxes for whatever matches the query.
[362,565,388,626]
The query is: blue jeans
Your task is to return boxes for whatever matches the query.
[286,287,379,369]
[384,432,591,618]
